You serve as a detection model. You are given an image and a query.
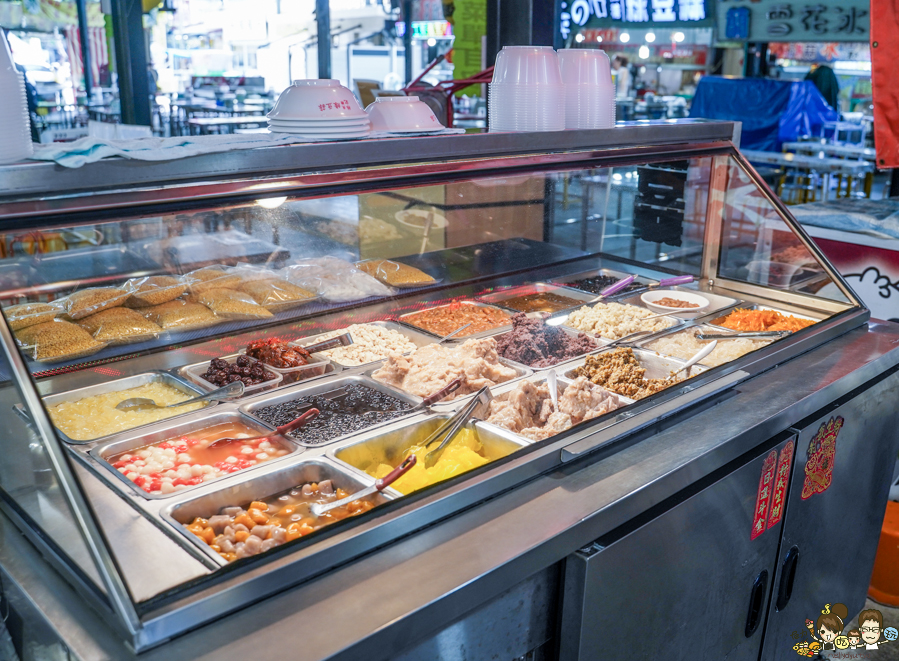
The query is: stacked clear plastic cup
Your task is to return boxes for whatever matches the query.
[0,29,34,164]
[558,49,616,130]
[488,46,565,132]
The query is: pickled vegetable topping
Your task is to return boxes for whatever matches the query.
[564,276,644,295]
[106,421,290,495]
[716,309,815,333]
[245,338,312,368]
[185,480,375,563]
[202,355,276,388]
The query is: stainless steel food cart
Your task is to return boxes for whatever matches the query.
[0,121,896,661]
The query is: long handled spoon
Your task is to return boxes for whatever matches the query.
[671,341,718,378]
[310,454,417,517]
[207,408,320,449]
[547,370,559,410]
[116,380,245,412]
[438,323,472,343]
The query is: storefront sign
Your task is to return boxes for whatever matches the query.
[750,449,778,540]
[766,440,794,530]
[395,20,453,38]
[560,0,711,40]
[768,41,870,63]
[801,416,843,500]
[450,0,485,83]
[717,0,869,43]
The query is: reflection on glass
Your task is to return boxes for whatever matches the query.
[719,157,847,302]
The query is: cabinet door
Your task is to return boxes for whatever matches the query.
[559,436,794,661]
[760,371,899,660]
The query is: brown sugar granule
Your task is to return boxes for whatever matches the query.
[15,319,106,362]
[185,268,243,294]
[78,308,162,345]
[355,259,436,287]
[4,303,60,331]
[141,300,221,331]
[124,276,188,307]
[57,287,129,320]
[236,279,317,311]
[196,288,273,319]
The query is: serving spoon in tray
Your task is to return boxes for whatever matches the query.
[207,408,320,449]
[310,454,417,517]
[116,380,245,412]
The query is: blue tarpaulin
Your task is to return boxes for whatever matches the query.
[689,76,838,152]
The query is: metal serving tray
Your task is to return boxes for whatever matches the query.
[89,411,297,500]
[634,324,777,368]
[396,301,514,340]
[490,325,610,371]
[330,415,531,496]
[474,372,635,443]
[368,354,532,412]
[548,303,687,343]
[618,287,741,320]
[560,347,709,393]
[242,374,422,448]
[551,268,659,298]
[292,320,437,369]
[705,303,825,332]
[477,283,597,314]
[181,354,285,395]
[162,458,390,566]
[42,371,209,445]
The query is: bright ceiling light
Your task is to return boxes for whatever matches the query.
[620,32,630,43]
[575,33,585,42]
[673,31,685,42]
[638,45,650,59]
[596,35,603,42]
[645,32,656,42]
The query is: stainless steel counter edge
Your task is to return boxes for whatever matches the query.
[1,121,737,201]
[3,320,897,660]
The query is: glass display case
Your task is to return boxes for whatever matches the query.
[0,122,869,650]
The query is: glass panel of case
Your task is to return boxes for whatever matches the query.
[0,149,862,616]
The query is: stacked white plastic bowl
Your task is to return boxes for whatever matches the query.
[365,96,445,133]
[0,29,34,164]
[488,46,565,132]
[558,49,615,130]
[267,79,371,139]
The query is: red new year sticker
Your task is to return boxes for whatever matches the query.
[801,417,844,500]
[751,450,778,540]
[767,440,794,530]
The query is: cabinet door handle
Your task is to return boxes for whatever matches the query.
[745,570,769,637]
[776,546,800,611]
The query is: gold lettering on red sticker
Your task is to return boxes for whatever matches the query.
[767,440,794,529]
[751,450,778,540]
[801,417,844,500]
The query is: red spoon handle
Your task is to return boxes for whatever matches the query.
[376,454,417,491]
[276,408,320,436]
[421,378,462,406]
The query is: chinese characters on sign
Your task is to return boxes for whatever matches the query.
[716,0,869,42]
[750,450,778,541]
[560,0,708,39]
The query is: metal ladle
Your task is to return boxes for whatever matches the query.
[115,380,245,412]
